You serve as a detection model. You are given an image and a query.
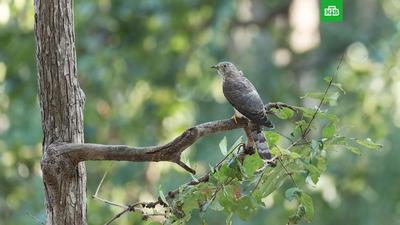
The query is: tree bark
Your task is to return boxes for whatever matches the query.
[34,0,87,224]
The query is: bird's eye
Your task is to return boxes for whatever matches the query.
[223,64,227,68]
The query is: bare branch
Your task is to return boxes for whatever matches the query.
[52,117,249,174]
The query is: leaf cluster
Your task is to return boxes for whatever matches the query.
[145,79,381,224]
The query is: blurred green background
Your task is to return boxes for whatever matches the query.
[1,0,399,224]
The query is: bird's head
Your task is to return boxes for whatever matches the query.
[211,61,239,76]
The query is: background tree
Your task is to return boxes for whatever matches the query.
[0,0,398,224]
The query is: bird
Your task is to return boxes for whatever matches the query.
[212,61,273,160]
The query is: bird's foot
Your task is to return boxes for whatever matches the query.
[231,114,239,124]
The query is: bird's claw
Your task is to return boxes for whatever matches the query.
[231,114,238,124]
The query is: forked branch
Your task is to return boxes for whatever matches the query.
[47,102,296,174]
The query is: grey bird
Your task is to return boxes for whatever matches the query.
[212,61,273,160]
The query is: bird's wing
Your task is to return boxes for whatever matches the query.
[222,75,265,122]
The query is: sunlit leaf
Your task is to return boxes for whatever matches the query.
[159,186,169,206]
[143,221,162,225]
[328,92,340,106]
[272,107,295,120]
[243,154,264,177]
[300,193,314,221]
[235,196,258,220]
[209,200,224,211]
[301,92,325,100]
[356,138,382,150]
[265,131,280,146]
[322,123,336,138]
[269,146,280,156]
[290,152,301,160]
[226,212,233,225]
[332,82,346,94]
[305,164,321,184]
[344,145,362,155]
[228,136,243,154]
[219,136,228,156]
[324,76,333,83]
[301,92,340,106]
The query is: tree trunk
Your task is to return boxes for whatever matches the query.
[34,0,87,224]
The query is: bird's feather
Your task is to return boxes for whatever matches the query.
[222,74,267,125]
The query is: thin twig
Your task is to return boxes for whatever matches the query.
[92,163,129,209]
[275,130,295,143]
[25,211,45,225]
[301,55,344,139]
[278,158,297,187]
[94,162,114,196]
[104,207,131,225]
[102,141,246,224]
[93,196,128,209]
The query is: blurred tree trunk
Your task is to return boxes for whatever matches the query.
[34,0,87,224]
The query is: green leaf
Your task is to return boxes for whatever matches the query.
[269,146,280,156]
[235,196,258,220]
[300,193,314,221]
[216,160,242,180]
[322,123,336,138]
[219,136,228,156]
[214,164,232,181]
[272,107,295,120]
[356,138,382,150]
[291,120,307,137]
[183,192,201,214]
[329,136,347,145]
[301,92,340,106]
[318,111,339,122]
[327,92,340,106]
[228,136,243,153]
[209,200,224,211]
[226,212,233,225]
[310,140,321,158]
[265,131,280,146]
[295,107,315,118]
[344,145,362,155]
[240,179,259,196]
[143,221,162,225]
[306,164,321,184]
[301,92,325,100]
[295,106,339,123]
[200,199,212,212]
[253,166,285,200]
[285,187,302,201]
[316,156,327,173]
[190,173,199,183]
[243,154,264,177]
[311,140,319,151]
[290,151,302,160]
[324,76,333,83]
[332,82,346,94]
[158,186,169,206]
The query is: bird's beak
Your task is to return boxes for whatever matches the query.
[211,65,218,69]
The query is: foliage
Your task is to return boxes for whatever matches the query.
[135,81,381,224]
[0,0,399,224]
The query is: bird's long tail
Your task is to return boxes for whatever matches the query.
[250,125,271,160]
